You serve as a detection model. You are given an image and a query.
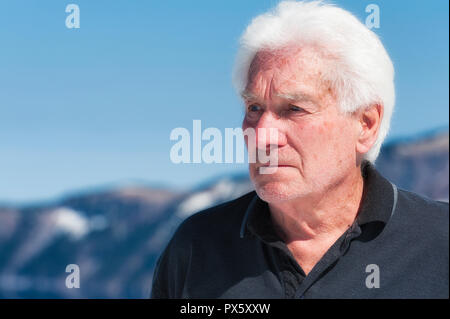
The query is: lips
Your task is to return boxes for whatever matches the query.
[256,164,294,168]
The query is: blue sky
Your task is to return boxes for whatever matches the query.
[0,0,448,203]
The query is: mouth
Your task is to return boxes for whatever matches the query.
[257,164,293,168]
[255,164,296,172]
[255,164,296,175]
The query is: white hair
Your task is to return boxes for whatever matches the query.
[232,0,395,163]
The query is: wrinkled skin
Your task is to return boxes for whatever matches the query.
[241,46,382,274]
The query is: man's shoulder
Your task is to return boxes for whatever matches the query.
[395,187,449,237]
[396,187,448,215]
[171,191,257,244]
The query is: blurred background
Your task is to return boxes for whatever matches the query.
[0,0,448,298]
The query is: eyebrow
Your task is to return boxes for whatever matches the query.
[240,90,258,101]
[275,92,317,104]
[240,90,317,105]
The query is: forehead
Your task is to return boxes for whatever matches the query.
[246,46,328,96]
[248,46,326,78]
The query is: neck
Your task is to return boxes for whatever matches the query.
[268,165,365,243]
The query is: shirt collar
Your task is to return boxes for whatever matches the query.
[240,161,398,240]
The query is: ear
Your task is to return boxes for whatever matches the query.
[355,103,383,155]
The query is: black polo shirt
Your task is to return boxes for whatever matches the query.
[151,162,449,298]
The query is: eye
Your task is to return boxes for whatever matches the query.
[248,104,261,112]
[245,104,262,123]
[289,105,305,112]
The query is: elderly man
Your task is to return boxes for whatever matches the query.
[151,1,448,298]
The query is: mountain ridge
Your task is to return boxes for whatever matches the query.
[0,127,448,298]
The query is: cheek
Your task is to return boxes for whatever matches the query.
[321,119,359,165]
[303,120,338,144]
[242,118,251,130]
[300,120,348,157]
[242,118,253,147]
[288,117,356,159]
[321,120,339,140]
[318,121,340,154]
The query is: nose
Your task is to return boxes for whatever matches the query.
[254,111,287,151]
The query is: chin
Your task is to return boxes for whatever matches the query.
[249,165,309,203]
[253,179,306,203]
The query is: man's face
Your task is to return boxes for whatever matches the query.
[242,47,361,203]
